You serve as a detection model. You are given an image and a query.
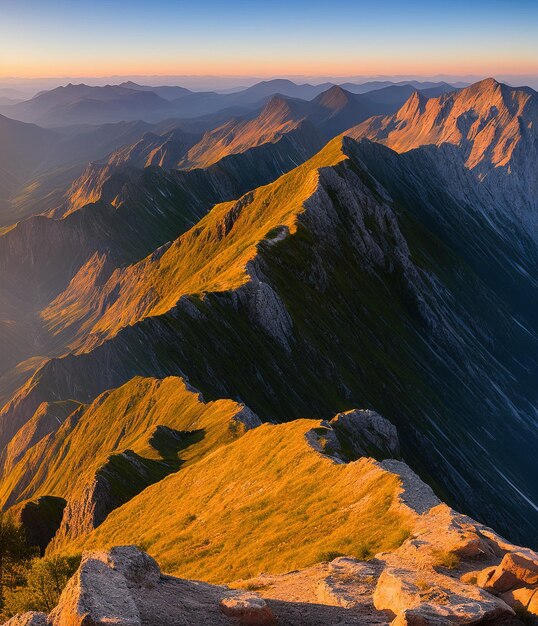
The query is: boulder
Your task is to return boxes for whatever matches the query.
[315,557,382,608]
[373,566,514,624]
[486,552,538,592]
[94,545,161,588]
[219,592,275,624]
[48,551,142,626]
[501,586,538,616]
[330,409,400,459]
[2,614,50,626]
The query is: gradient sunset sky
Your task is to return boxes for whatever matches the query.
[1,0,537,78]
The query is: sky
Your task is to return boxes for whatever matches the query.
[0,0,537,79]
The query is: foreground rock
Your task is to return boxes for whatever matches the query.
[7,532,538,626]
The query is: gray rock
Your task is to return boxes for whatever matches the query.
[330,409,400,459]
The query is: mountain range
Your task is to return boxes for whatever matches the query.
[1,76,538,625]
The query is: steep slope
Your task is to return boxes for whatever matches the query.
[0,376,260,546]
[181,96,321,169]
[0,115,59,219]
[350,78,538,238]
[0,137,325,413]
[120,85,428,174]
[62,408,537,626]
[105,128,198,169]
[2,133,536,547]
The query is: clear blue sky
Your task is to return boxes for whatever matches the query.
[0,0,536,77]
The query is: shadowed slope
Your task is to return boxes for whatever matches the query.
[348,78,538,237]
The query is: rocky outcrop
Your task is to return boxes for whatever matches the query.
[44,546,268,626]
[9,511,538,626]
[330,409,400,459]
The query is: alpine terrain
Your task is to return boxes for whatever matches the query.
[0,71,537,626]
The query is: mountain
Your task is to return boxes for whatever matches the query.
[169,84,441,169]
[0,78,538,625]
[0,121,331,410]
[227,78,334,102]
[118,80,192,101]
[349,77,538,240]
[0,115,59,218]
[181,96,321,169]
[105,128,199,169]
[0,84,174,126]
[340,79,458,94]
[1,122,536,548]
[0,114,57,181]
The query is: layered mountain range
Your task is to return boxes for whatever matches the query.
[1,76,537,625]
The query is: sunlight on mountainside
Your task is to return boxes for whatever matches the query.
[77,418,411,582]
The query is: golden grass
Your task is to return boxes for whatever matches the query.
[0,376,250,507]
[431,549,460,570]
[76,418,412,583]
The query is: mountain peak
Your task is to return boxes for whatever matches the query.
[396,89,428,118]
[474,77,502,90]
[315,85,353,111]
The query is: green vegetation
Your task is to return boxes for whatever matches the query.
[0,514,78,619]
[0,512,31,610]
[3,554,80,617]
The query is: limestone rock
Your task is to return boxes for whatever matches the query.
[373,567,513,624]
[315,557,382,608]
[93,545,161,588]
[219,592,275,624]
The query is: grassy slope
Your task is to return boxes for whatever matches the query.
[74,418,411,582]
[0,376,254,508]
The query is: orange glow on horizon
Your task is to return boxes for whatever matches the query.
[2,56,537,80]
